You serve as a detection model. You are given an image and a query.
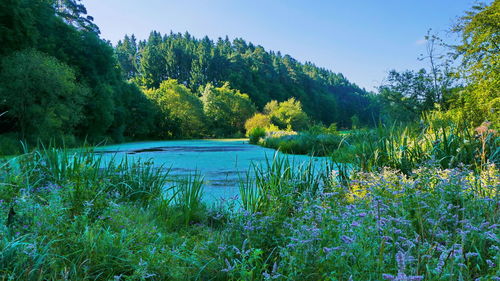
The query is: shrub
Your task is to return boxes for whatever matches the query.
[262,132,343,156]
[0,49,88,143]
[245,113,271,135]
[248,127,266,144]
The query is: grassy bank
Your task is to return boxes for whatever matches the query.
[0,147,498,280]
[261,121,499,174]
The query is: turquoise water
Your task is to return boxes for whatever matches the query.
[95,139,329,203]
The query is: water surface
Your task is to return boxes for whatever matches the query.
[96,139,328,203]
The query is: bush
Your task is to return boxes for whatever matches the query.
[245,113,271,135]
[248,127,266,144]
[0,49,88,143]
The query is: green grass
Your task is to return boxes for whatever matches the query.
[262,132,344,156]
[263,121,499,175]
[0,142,498,280]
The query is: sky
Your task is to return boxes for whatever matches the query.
[82,0,483,92]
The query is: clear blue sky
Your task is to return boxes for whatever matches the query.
[82,0,483,92]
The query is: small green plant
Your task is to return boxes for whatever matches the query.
[238,170,261,213]
[173,173,205,225]
[248,127,266,144]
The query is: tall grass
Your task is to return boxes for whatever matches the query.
[1,142,498,280]
[262,132,343,156]
[261,117,498,175]
[239,153,326,214]
[331,120,498,174]
[173,173,205,225]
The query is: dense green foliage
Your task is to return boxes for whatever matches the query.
[0,0,379,153]
[145,79,205,138]
[263,116,498,176]
[248,127,266,144]
[334,119,498,174]
[378,68,455,123]
[201,83,256,137]
[0,49,87,143]
[263,98,309,131]
[245,113,272,135]
[244,98,310,136]
[449,1,499,125]
[0,149,498,279]
[0,0,157,149]
[116,32,378,128]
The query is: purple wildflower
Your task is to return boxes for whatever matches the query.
[221,259,234,272]
[382,274,395,280]
[396,251,405,272]
[465,252,479,258]
[341,235,354,244]
[323,246,341,254]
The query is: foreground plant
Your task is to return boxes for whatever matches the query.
[0,148,498,280]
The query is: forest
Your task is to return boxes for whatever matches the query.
[0,0,378,153]
[1,0,495,151]
[0,0,498,280]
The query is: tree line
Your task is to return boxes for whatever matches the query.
[378,1,498,126]
[115,31,379,129]
[0,0,378,151]
[0,0,497,153]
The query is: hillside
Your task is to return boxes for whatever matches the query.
[116,32,379,128]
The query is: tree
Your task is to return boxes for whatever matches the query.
[418,29,458,108]
[0,49,87,142]
[264,98,309,131]
[0,0,169,146]
[201,83,256,136]
[378,70,434,122]
[116,31,377,128]
[138,32,167,88]
[245,113,271,135]
[103,81,157,142]
[146,79,205,138]
[53,0,100,34]
[450,1,499,125]
[116,35,139,79]
[0,0,36,56]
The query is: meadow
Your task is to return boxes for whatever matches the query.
[0,124,498,280]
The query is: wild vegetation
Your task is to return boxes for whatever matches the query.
[0,0,498,280]
[0,147,498,280]
[257,2,499,166]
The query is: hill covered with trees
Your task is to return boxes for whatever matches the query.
[115,32,379,129]
[0,0,378,152]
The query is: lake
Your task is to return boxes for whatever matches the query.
[95,139,330,203]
